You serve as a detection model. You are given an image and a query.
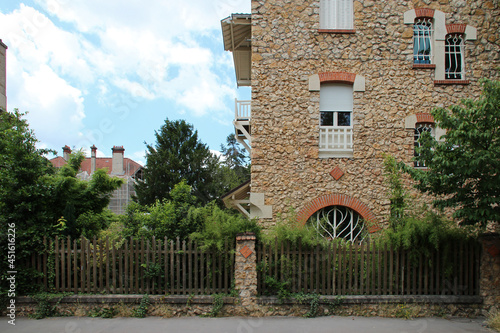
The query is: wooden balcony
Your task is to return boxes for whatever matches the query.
[234,99,251,153]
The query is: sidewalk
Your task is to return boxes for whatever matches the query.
[0,316,492,333]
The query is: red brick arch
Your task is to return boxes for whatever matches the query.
[297,194,381,233]
[319,71,356,84]
[415,112,434,124]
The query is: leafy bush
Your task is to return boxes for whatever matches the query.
[189,202,260,251]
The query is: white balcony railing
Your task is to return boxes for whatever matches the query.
[319,126,353,156]
[235,99,251,121]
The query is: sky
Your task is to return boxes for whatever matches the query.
[0,0,251,165]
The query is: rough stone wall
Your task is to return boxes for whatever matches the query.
[480,233,500,312]
[250,0,500,229]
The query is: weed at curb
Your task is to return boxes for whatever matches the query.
[133,295,150,318]
[29,292,71,319]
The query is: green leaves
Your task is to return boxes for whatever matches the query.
[411,78,500,228]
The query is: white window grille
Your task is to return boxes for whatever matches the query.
[414,123,434,167]
[319,83,353,157]
[320,0,354,29]
[445,34,464,80]
[309,205,366,243]
[413,18,433,64]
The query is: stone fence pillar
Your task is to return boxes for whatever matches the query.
[479,233,500,312]
[234,232,258,310]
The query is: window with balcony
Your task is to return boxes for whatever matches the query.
[320,0,354,31]
[319,83,353,158]
[445,33,464,80]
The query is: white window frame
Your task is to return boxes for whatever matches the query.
[413,18,433,65]
[319,83,353,158]
[445,34,465,80]
[320,0,354,30]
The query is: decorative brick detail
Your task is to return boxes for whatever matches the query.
[240,245,253,258]
[434,80,471,85]
[415,8,435,18]
[319,72,356,84]
[413,64,436,69]
[446,24,467,34]
[329,167,344,180]
[487,244,500,258]
[318,29,356,34]
[415,112,434,124]
[297,194,379,232]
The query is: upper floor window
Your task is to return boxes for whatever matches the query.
[319,83,353,158]
[414,122,434,167]
[320,0,354,30]
[413,18,433,65]
[445,34,464,80]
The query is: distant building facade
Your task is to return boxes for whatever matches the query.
[0,39,7,111]
[50,145,144,215]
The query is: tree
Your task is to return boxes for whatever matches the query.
[0,110,123,294]
[406,78,500,229]
[135,119,220,206]
[220,133,248,169]
[123,181,202,240]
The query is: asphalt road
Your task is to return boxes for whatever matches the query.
[0,316,493,333]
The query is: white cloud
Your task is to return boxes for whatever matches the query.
[1,0,249,150]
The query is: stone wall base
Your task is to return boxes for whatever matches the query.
[10,295,484,318]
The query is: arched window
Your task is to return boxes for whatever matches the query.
[413,18,433,64]
[414,122,434,167]
[308,205,366,242]
[445,33,464,80]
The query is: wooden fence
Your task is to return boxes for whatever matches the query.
[28,236,235,295]
[257,239,481,296]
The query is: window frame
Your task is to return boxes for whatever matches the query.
[319,0,355,32]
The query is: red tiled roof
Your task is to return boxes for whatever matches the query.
[49,157,142,177]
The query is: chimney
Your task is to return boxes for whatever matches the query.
[0,39,7,111]
[90,145,97,174]
[111,146,124,175]
[62,145,71,161]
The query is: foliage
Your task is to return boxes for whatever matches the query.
[0,110,123,295]
[220,133,248,168]
[383,155,408,229]
[208,293,225,317]
[488,309,500,332]
[261,210,329,249]
[188,202,261,251]
[135,118,220,206]
[133,295,150,318]
[405,78,500,228]
[122,181,203,240]
[75,209,119,240]
[29,292,70,319]
[382,207,472,265]
[88,305,117,318]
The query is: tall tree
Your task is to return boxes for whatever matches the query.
[135,118,219,206]
[0,110,123,294]
[406,78,500,229]
[220,133,248,168]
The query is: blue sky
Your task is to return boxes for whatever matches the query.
[0,0,251,164]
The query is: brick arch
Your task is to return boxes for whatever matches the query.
[319,71,356,84]
[446,24,466,34]
[414,8,435,19]
[297,194,381,233]
[415,112,435,124]
[405,112,434,129]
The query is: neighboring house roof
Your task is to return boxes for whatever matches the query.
[49,156,143,178]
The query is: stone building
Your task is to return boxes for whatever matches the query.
[50,145,143,215]
[221,0,499,240]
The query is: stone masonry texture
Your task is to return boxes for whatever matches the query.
[249,0,500,229]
